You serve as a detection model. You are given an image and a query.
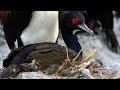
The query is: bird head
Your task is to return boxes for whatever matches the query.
[62,11,94,36]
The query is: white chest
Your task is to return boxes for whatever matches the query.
[21,11,59,45]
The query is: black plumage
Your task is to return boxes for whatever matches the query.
[2,11,32,50]
[85,11,120,53]
[2,11,59,50]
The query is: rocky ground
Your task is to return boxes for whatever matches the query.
[0,16,120,79]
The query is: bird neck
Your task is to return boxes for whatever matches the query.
[61,26,82,53]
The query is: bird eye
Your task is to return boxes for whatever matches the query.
[72,18,80,24]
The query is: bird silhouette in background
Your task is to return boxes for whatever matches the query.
[84,11,120,53]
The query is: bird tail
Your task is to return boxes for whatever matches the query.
[0,64,21,79]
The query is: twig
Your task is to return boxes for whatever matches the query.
[80,48,98,65]
[65,46,71,64]
[70,47,84,65]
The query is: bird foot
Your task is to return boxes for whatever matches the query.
[56,46,82,74]
[56,48,98,76]
[65,46,83,66]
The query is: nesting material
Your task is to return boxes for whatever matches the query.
[16,48,117,79]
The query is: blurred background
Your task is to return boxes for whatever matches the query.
[0,11,120,77]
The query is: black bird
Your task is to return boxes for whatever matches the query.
[60,11,94,56]
[2,11,59,50]
[85,11,120,53]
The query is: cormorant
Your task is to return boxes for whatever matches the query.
[2,11,59,50]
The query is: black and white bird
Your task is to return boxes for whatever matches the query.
[2,11,59,50]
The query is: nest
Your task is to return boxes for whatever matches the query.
[0,43,117,79]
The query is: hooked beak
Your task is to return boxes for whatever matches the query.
[77,23,94,37]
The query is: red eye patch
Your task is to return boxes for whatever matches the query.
[72,18,80,24]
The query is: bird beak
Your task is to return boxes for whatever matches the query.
[77,23,94,37]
